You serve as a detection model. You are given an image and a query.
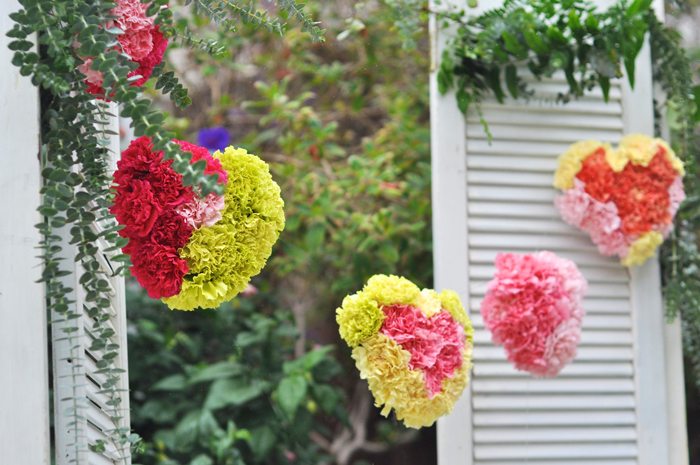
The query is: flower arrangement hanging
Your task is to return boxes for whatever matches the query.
[79,0,168,96]
[111,136,285,310]
[480,252,588,377]
[554,134,685,267]
[336,275,473,428]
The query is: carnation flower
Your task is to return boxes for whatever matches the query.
[554,136,685,266]
[79,0,167,96]
[111,179,162,238]
[112,136,259,303]
[128,242,189,298]
[480,252,587,377]
[337,275,473,428]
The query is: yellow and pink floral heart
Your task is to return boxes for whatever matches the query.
[554,134,684,266]
[336,275,473,428]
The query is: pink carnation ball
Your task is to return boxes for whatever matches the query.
[480,251,588,377]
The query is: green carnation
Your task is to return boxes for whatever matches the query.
[163,147,285,310]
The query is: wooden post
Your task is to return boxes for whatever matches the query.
[0,2,51,464]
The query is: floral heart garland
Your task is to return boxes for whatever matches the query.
[336,275,473,428]
[480,252,588,377]
[554,134,685,266]
[111,136,285,310]
[79,0,168,96]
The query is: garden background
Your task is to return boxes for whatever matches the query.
[110,1,700,464]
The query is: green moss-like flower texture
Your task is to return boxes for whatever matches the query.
[163,147,285,310]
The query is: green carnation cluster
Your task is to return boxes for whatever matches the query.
[163,147,285,310]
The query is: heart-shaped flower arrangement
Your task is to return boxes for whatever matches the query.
[480,252,588,377]
[111,136,285,310]
[336,275,473,428]
[554,134,685,266]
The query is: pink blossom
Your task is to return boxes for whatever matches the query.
[119,28,154,60]
[381,305,465,397]
[662,176,686,237]
[555,179,629,257]
[78,58,104,87]
[176,192,225,229]
[480,252,587,377]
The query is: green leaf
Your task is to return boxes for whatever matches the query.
[456,87,471,114]
[189,455,213,465]
[505,65,519,98]
[304,223,325,250]
[283,346,333,375]
[151,374,187,391]
[248,426,277,460]
[276,375,307,418]
[204,379,269,410]
[189,362,243,384]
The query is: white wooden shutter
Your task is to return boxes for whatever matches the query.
[431,1,688,465]
[51,104,131,465]
[0,2,51,464]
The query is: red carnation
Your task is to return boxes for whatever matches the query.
[150,210,194,249]
[176,139,228,185]
[111,178,162,238]
[129,27,168,87]
[129,242,188,298]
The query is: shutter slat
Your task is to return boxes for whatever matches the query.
[467,123,623,143]
[473,394,636,410]
[474,442,637,460]
[472,378,635,393]
[474,410,637,427]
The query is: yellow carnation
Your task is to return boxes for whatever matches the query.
[336,293,384,347]
[553,140,607,189]
[617,134,657,168]
[655,139,685,176]
[362,274,421,307]
[352,334,472,429]
[439,290,473,341]
[622,231,664,267]
[163,146,285,310]
[414,289,442,317]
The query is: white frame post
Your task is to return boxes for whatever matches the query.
[0,2,51,464]
[430,1,472,464]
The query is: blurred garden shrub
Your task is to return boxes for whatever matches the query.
[128,1,433,464]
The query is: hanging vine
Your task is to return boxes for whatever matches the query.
[6,0,321,462]
[436,0,700,381]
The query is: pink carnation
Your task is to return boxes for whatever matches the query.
[177,192,225,228]
[78,58,104,87]
[662,176,686,237]
[556,179,629,257]
[480,252,587,377]
[381,304,465,397]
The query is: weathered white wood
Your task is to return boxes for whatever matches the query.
[52,103,130,465]
[0,2,51,464]
[430,1,472,464]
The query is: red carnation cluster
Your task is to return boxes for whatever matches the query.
[79,0,168,96]
[576,147,677,235]
[111,136,226,298]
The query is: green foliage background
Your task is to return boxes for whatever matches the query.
[128,2,434,464]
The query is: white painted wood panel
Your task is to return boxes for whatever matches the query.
[0,2,51,464]
[51,103,130,465]
[432,1,687,464]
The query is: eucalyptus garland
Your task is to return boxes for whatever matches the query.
[6,0,320,462]
[437,0,700,382]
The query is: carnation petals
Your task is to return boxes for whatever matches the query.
[80,0,168,96]
[336,275,473,428]
[113,138,284,310]
[480,252,587,377]
[554,135,685,266]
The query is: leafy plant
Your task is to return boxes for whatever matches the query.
[6,0,321,462]
[127,284,346,465]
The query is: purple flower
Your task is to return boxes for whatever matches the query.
[197,127,230,152]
